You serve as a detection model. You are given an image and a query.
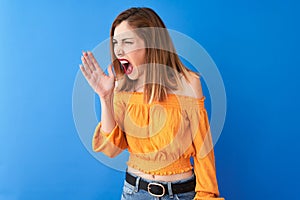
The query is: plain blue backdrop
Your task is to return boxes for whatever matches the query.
[1,0,300,199]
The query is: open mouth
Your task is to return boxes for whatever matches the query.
[118,58,133,75]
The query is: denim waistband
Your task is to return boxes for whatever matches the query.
[126,170,195,185]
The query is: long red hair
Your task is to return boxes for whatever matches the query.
[110,7,194,103]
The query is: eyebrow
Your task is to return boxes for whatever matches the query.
[112,37,134,41]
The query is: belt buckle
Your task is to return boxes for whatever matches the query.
[147,182,165,197]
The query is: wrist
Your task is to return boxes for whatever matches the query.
[99,94,114,104]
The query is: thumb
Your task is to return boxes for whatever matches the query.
[107,65,115,78]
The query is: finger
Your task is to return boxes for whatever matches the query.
[80,64,98,89]
[82,52,93,73]
[88,51,105,75]
[107,65,115,78]
[79,64,91,79]
[84,51,96,71]
[81,55,93,74]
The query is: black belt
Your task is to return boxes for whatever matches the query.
[125,172,196,197]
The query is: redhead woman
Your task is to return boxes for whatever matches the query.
[80,7,224,200]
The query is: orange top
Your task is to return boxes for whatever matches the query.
[92,91,224,200]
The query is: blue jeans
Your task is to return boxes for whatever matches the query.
[121,172,196,200]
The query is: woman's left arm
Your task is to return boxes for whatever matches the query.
[188,75,225,200]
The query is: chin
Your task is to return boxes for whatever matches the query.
[127,67,139,80]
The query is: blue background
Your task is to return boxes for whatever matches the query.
[1,0,300,199]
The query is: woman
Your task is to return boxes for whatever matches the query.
[80,7,224,200]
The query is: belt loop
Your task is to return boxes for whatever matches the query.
[167,182,173,198]
[134,176,141,192]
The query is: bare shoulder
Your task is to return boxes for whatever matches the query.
[185,71,204,99]
[173,71,204,99]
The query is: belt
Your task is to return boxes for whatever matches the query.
[125,172,196,197]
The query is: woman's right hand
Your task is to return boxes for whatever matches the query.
[80,51,115,100]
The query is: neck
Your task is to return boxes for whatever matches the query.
[133,71,145,92]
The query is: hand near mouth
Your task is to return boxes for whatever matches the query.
[80,51,115,100]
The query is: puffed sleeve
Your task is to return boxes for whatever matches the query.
[188,99,225,200]
[92,93,128,158]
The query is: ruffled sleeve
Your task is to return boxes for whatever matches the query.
[92,92,128,158]
[188,98,225,200]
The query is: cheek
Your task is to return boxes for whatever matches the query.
[131,49,145,64]
[127,41,145,58]
[113,48,118,56]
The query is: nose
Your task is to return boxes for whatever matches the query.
[115,46,124,57]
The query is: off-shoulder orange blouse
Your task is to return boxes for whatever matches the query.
[92,91,224,200]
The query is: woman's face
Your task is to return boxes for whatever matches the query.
[113,21,146,80]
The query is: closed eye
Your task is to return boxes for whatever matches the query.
[124,40,134,46]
